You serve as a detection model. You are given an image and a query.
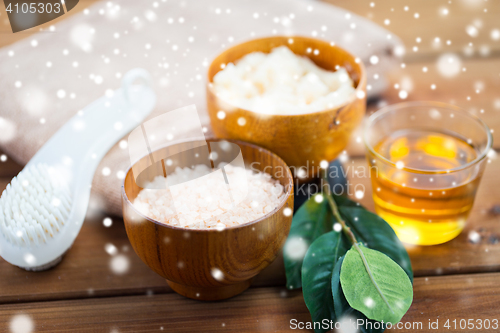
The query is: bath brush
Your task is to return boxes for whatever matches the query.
[0,68,156,271]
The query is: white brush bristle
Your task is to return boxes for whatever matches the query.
[0,163,72,246]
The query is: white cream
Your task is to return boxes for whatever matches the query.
[212,46,356,115]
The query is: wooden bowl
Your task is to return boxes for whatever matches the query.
[122,139,294,301]
[207,36,366,180]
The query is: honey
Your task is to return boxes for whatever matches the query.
[369,129,480,245]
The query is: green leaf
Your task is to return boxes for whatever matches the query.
[340,244,414,324]
[332,256,386,333]
[331,256,349,319]
[302,231,350,333]
[334,195,413,282]
[284,194,332,289]
[338,205,413,282]
[284,193,414,331]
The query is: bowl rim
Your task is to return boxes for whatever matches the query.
[206,35,367,117]
[122,138,294,232]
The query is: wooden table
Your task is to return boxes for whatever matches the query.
[1,0,500,332]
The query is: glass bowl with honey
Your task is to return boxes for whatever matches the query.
[364,102,493,245]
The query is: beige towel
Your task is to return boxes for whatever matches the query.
[0,0,402,216]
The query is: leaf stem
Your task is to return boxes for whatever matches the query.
[321,169,358,245]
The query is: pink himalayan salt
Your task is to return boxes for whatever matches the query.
[133,164,286,229]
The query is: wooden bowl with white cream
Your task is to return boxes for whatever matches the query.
[207,36,366,181]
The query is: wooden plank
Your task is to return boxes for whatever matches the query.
[326,0,500,61]
[0,157,498,303]
[0,158,495,304]
[0,209,170,304]
[384,57,500,130]
[346,56,500,157]
[0,272,499,332]
[346,157,500,276]
[0,175,286,304]
[0,150,22,178]
[0,0,497,311]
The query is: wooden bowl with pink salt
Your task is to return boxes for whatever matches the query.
[122,139,294,300]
